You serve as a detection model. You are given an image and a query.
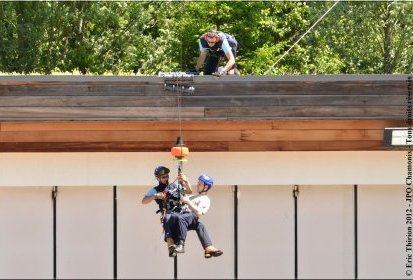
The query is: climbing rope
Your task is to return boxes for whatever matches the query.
[264,1,340,74]
[159,6,193,174]
[177,75,183,143]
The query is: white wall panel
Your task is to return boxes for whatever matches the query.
[358,185,406,279]
[0,151,406,279]
[0,152,404,187]
[178,185,233,279]
[298,185,354,279]
[238,186,294,279]
[0,187,53,279]
[56,186,113,279]
[117,186,174,279]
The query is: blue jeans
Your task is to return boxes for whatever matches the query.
[164,212,212,248]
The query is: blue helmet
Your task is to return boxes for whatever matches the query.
[154,166,170,177]
[198,174,214,188]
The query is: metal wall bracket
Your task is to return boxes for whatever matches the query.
[293,184,299,198]
[52,185,58,200]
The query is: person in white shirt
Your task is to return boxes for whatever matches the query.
[167,174,223,258]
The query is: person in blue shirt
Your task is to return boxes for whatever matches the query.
[195,30,240,76]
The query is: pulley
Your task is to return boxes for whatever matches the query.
[171,136,189,163]
[164,84,195,94]
[159,71,195,94]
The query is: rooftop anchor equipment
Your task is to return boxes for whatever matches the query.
[159,72,195,94]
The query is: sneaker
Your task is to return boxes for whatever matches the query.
[204,249,223,258]
[168,245,177,257]
[174,241,185,254]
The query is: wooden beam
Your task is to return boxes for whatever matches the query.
[192,80,408,95]
[0,129,384,142]
[228,140,386,151]
[0,140,386,152]
[205,106,404,119]
[0,107,205,119]
[0,75,408,152]
[0,121,273,131]
[0,95,406,107]
[0,120,404,132]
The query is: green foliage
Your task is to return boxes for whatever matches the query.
[0,1,411,75]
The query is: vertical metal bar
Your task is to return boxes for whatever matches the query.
[51,186,58,280]
[113,186,118,279]
[354,184,358,279]
[293,185,299,280]
[174,151,180,280]
[234,185,238,279]
[174,256,178,280]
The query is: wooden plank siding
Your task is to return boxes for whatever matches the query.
[0,75,409,152]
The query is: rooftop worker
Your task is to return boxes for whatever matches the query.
[195,30,240,76]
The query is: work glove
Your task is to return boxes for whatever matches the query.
[213,69,227,77]
[153,192,166,200]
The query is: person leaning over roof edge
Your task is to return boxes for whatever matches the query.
[195,30,240,76]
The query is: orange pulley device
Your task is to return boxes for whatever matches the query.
[171,136,189,163]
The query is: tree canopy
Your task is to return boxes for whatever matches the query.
[0,1,412,75]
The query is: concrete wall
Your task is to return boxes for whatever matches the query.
[0,151,405,187]
[0,151,408,279]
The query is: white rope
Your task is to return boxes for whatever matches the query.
[178,1,184,146]
[264,1,340,75]
[177,76,183,142]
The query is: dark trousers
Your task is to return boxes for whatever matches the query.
[204,49,238,75]
[164,212,212,248]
